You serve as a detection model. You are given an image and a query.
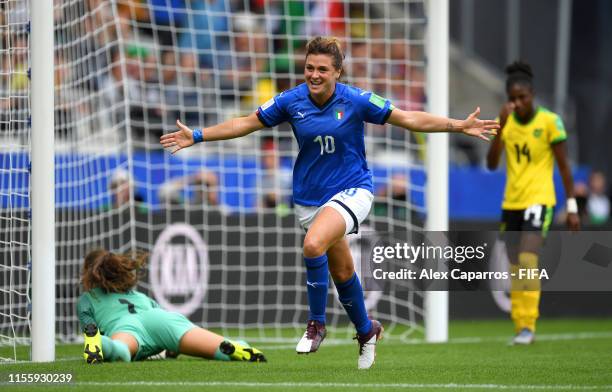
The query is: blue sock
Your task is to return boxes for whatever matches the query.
[335,273,372,335]
[304,254,329,323]
[101,335,131,362]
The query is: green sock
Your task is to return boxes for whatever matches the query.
[213,339,251,361]
[213,346,231,361]
[101,336,131,362]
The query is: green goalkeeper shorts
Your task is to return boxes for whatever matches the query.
[112,308,195,360]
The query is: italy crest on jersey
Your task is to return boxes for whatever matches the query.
[333,105,345,121]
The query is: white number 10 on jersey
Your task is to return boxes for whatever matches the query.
[314,135,335,155]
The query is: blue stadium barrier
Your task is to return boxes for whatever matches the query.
[0,151,589,220]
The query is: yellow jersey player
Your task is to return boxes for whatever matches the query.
[487,61,580,345]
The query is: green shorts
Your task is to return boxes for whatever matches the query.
[112,308,195,360]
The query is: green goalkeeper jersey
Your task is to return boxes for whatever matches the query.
[77,287,160,336]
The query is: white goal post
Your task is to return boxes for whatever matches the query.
[30,0,55,362]
[424,0,449,343]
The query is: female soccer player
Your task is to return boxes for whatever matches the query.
[160,36,499,369]
[487,61,580,345]
[78,249,266,363]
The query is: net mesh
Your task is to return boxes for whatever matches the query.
[0,0,31,360]
[1,0,431,359]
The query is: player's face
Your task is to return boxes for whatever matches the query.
[507,83,534,120]
[304,54,341,101]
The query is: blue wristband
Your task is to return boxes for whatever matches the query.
[192,128,203,143]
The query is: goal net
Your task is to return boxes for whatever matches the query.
[0,0,31,360]
[1,0,437,360]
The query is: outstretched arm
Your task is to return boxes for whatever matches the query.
[386,107,499,142]
[76,294,96,332]
[160,112,265,154]
[552,141,580,231]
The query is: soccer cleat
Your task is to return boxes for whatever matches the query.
[355,320,383,369]
[164,350,179,359]
[83,323,103,364]
[219,340,267,362]
[296,320,326,354]
[512,328,535,345]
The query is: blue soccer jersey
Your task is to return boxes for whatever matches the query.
[256,82,393,206]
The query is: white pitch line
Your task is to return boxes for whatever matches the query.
[5,381,608,390]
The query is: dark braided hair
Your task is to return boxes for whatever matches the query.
[81,249,147,293]
[505,61,534,92]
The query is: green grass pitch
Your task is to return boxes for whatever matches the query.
[1,319,612,391]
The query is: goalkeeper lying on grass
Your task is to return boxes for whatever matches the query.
[77,249,266,364]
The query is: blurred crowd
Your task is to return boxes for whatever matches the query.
[46,1,427,146]
[557,170,611,227]
[0,1,29,134]
[51,0,426,212]
[1,0,426,215]
[5,1,609,223]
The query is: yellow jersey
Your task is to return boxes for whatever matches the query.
[500,107,567,210]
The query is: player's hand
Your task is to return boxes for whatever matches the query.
[566,212,580,231]
[461,107,500,142]
[160,120,195,154]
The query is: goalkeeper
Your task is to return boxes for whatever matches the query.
[161,36,499,369]
[78,249,266,364]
